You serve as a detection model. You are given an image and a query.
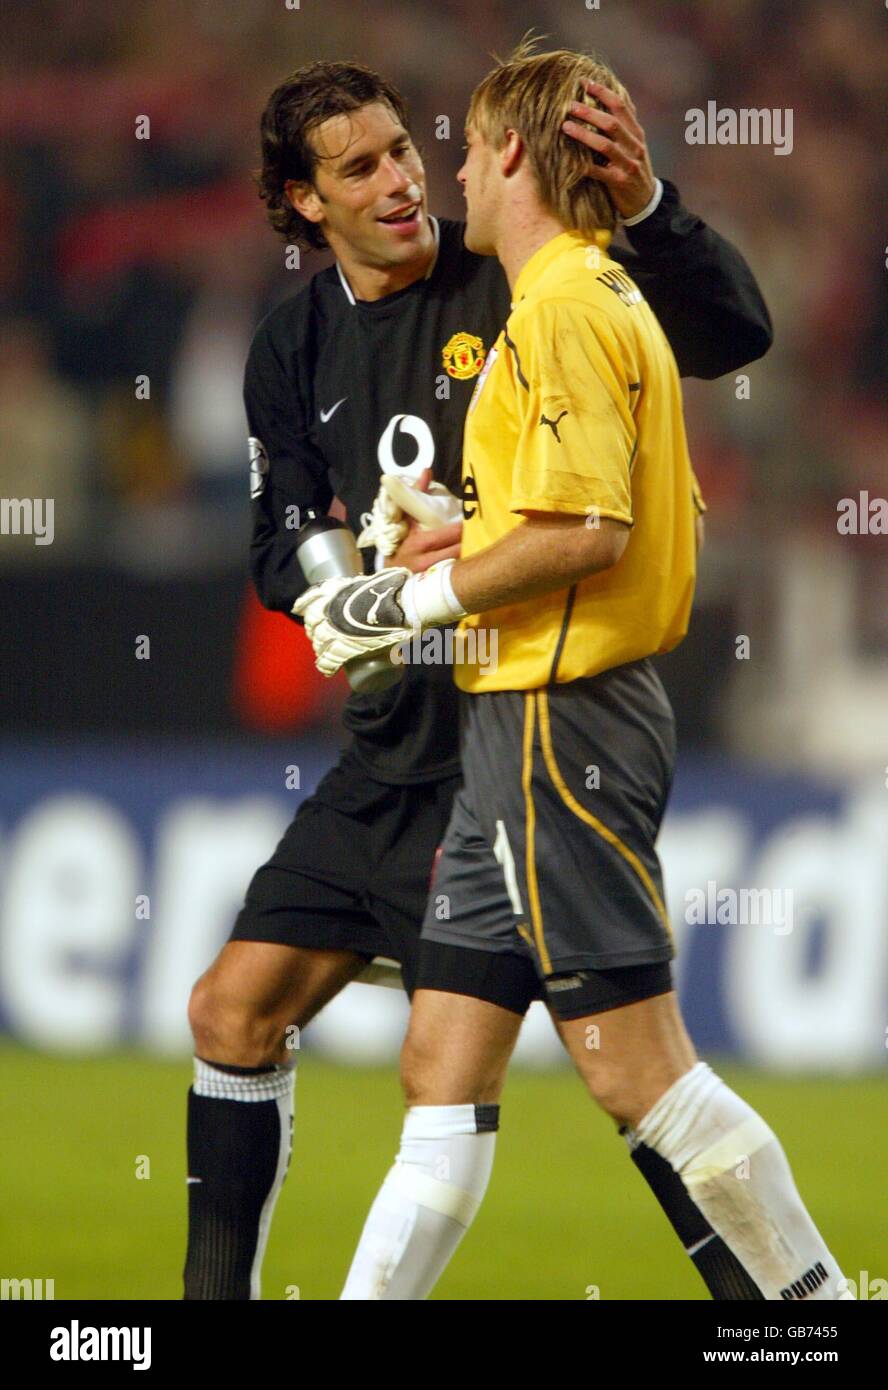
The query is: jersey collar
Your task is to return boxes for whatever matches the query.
[335,214,441,307]
[511,226,611,306]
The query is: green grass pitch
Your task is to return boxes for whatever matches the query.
[1,1044,884,1300]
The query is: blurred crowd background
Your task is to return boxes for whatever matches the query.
[2,0,887,766]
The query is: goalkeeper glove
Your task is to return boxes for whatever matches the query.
[292,560,467,678]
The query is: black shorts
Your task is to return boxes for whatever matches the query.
[417,660,677,1018]
[230,747,458,993]
[416,939,672,1021]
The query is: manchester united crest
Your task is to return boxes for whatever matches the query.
[442,331,485,380]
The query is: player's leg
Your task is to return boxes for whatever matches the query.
[549,977,758,1294]
[185,939,367,1300]
[341,785,539,1300]
[189,938,366,1066]
[341,983,526,1301]
[621,1128,765,1299]
[343,757,763,1301]
[454,679,765,1299]
[183,751,408,1300]
[533,672,772,1297]
[557,990,851,1300]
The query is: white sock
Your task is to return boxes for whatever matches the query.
[340,1103,498,1300]
[635,1062,851,1301]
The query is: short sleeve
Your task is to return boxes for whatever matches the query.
[508,299,636,527]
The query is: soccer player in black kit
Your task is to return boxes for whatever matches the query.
[184,60,772,1300]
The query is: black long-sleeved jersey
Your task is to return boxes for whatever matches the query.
[245,182,772,784]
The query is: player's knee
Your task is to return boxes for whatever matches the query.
[579,1065,639,1127]
[187,972,213,1047]
[187,973,232,1056]
[187,974,284,1065]
[400,1030,498,1107]
[399,1033,436,1105]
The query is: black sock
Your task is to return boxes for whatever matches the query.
[184,1059,294,1300]
[624,1131,765,1300]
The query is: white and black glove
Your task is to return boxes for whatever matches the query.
[292,559,467,678]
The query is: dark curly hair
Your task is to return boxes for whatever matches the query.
[257,61,411,251]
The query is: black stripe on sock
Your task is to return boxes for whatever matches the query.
[695,1237,766,1301]
[196,1056,277,1076]
[474,1104,500,1133]
[624,1131,764,1301]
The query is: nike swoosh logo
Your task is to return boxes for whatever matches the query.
[320,397,347,424]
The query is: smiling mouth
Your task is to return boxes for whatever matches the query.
[378,201,421,226]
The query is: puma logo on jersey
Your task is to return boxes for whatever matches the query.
[539,410,568,443]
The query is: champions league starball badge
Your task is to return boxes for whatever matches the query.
[248,437,270,499]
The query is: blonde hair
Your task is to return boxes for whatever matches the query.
[467,37,627,236]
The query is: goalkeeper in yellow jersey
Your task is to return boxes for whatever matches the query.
[297,43,849,1302]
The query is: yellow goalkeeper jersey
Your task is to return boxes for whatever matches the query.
[456,229,704,694]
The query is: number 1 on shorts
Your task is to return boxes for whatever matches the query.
[493,819,525,916]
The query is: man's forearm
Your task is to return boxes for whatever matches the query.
[295,517,628,677]
[449,515,628,615]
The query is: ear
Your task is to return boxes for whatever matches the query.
[285,179,324,226]
[500,129,524,178]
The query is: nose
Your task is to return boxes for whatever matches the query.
[380,154,412,194]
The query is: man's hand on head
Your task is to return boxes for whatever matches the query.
[562,79,656,221]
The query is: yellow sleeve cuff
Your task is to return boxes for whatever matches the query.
[511,499,634,528]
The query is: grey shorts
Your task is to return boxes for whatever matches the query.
[421,660,677,983]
